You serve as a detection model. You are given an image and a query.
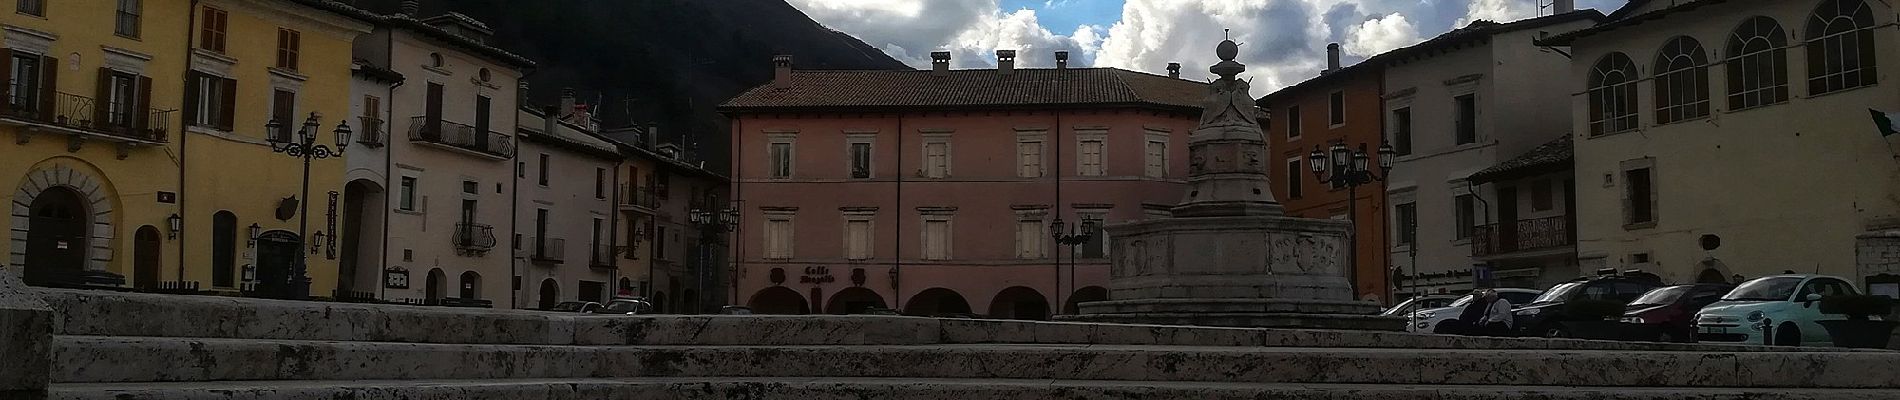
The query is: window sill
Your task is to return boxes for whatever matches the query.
[394,208,423,216]
[1623,221,1657,231]
[1585,128,1640,140]
[113,33,140,41]
[1725,100,1789,114]
[1807,83,1878,100]
[1451,238,1471,246]
[1653,115,1710,127]
[15,12,45,19]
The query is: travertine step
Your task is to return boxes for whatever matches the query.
[47,378,1900,400]
[53,336,1900,388]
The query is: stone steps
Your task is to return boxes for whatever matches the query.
[52,336,1900,388]
[46,378,1900,400]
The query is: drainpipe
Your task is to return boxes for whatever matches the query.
[893,112,903,310]
[379,29,403,302]
[176,0,199,282]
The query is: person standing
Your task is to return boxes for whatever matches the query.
[1474,289,1515,336]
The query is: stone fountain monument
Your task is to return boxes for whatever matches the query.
[1063,37,1402,331]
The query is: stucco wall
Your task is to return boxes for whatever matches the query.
[1263,71,1392,303]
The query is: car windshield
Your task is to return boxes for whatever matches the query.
[1724,277,1803,301]
[602,301,645,313]
[1446,294,1479,307]
[1629,286,1692,306]
[1381,298,1420,316]
[1531,283,1582,304]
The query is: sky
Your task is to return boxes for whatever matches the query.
[786,0,1628,96]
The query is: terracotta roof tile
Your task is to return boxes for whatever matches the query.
[720,68,1207,111]
[1468,135,1573,183]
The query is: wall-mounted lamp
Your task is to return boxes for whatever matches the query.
[166,214,182,239]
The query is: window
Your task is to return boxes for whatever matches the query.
[922,217,951,260]
[1806,0,1878,95]
[923,140,949,178]
[1395,202,1417,246]
[398,177,417,211]
[1625,167,1655,225]
[17,0,42,16]
[1654,37,1711,124]
[360,95,381,142]
[270,89,295,142]
[1454,94,1476,144]
[275,28,301,70]
[594,168,606,199]
[765,217,793,259]
[654,173,670,198]
[1454,194,1476,240]
[1017,139,1044,178]
[1078,217,1104,258]
[460,199,477,224]
[1285,158,1304,199]
[102,71,136,128]
[1078,138,1105,176]
[1799,278,1856,300]
[199,7,228,52]
[1144,139,1166,177]
[429,53,444,68]
[1016,217,1047,259]
[655,225,672,260]
[474,95,490,137]
[187,74,234,129]
[211,211,236,287]
[8,52,42,113]
[1531,179,1554,211]
[479,68,491,82]
[1588,53,1639,135]
[424,83,444,132]
[461,180,478,194]
[1391,107,1412,155]
[768,142,792,178]
[1328,91,1344,126]
[534,209,549,256]
[1728,17,1789,110]
[537,154,550,186]
[844,217,872,260]
[1286,106,1302,138]
[115,0,140,38]
[848,142,871,179]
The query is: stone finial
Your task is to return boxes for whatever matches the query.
[1210,39,1244,80]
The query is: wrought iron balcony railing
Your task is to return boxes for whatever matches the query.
[590,245,618,269]
[1472,216,1573,257]
[408,116,513,158]
[453,222,496,253]
[533,237,566,263]
[356,116,386,148]
[2,91,171,142]
[619,184,660,210]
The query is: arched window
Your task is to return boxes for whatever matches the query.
[429,52,444,68]
[212,211,237,287]
[1588,53,1640,136]
[1806,0,1877,95]
[1653,36,1709,124]
[478,68,491,82]
[1727,16,1790,109]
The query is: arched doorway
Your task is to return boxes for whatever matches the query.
[825,287,887,315]
[424,268,446,301]
[538,278,560,309]
[617,277,634,297]
[132,226,162,289]
[211,212,238,287]
[683,289,700,314]
[458,271,481,299]
[651,291,667,313]
[339,179,385,295]
[23,186,90,286]
[988,286,1049,320]
[902,287,972,316]
[1064,286,1108,314]
[253,230,302,298]
[748,286,809,314]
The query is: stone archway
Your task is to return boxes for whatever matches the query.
[458,271,481,299]
[825,287,887,315]
[748,286,809,314]
[1064,286,1109,314]
[988,286,1050,320]
[902,287,972,316]
[339,179,385,295]
[538,278,560,309]
[11,163,120,287]
[425,268,447,301]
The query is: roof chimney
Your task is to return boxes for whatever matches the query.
[1324,43,1342,74]
[645,123,659,149]
[931,51,951,76]
[559,88,576,118]
[996,50,1016,75]
[1166,62,1181,79]
[1054,51,1069,70]
[399,0,420,17]
[542,105,558,138]
[1553,0,1575,14]
[772,55,793,84]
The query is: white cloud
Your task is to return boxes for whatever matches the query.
[1455,0,1539,27]
[1344,13,1419,57]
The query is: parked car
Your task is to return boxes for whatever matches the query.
[1404,289,1542,333]
[1513,273,1662,337]
[1620,284,1734,342]
[1694,274,1864,346]
[1383,294,1459,317]
[546,301,603,313]
[593,297,655,315]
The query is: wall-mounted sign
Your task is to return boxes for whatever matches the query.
[156,191,176,204]
[384,267,410,289]
[799,266,834,284]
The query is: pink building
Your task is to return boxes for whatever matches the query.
[721,51,1205,319]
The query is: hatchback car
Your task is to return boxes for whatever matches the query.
[1620,284,1733,342]
[1694,274,1864,346]
[1404,289,1542,333]
[1383,294,1459,317]
[1513,275,1660,337]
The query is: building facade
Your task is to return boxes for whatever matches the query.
[514,97,622,309]
[1547,0,1900,286]
[1380,10,1600,296]
[1258,48,1392,304]
[351,7,532,307]
[722,52,1204,318]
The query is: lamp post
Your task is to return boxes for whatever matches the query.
[689,205,738,314]
[1309,141,1396,301]
[1049,214,1099,315]
[265,112,351,300]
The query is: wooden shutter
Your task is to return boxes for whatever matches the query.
[93,68,112,127]
[0,49,13,115]
[134,75,152,137]
[181,72,200,127]
[217,77,235,130]
[37,55,54,121]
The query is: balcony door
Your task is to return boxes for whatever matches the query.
[1498,187,1519,252]
[423,82,443,136]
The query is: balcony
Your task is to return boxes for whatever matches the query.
[1,91,172,144]
[407,116,513,159]
[356,116,386,148]
[1471,216,1574,258]
[590,245,618,269]
[453,222,496,256]
[619,184,660,212]
[532,237,566,264]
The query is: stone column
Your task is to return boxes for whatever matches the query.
[0,265,51,399]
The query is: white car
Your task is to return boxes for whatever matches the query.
[1382,295,1459,317]
[1405,288,1543,333]
[1694,274,1866,346]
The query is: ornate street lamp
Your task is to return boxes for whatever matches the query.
[688,204,740,314]
[264,112,351,300]
[166,213,182,240]
[247,223,262,248]
[1308,140,1398,297]
[1050,214,1100,315]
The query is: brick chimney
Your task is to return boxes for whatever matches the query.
[399,0,419,17]
[645,123,659,149]
[1323,43,1342,74]
[542,105,558,138]
[1553,0,1574,14]
[996,50,1016,75]
[772,55,793,84]
[559,88,576,117]
[1055,51,1069,70]
[1167,62,1181,78]
[931,51,951,76]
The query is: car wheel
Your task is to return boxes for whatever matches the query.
[1773,323,1802,347]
